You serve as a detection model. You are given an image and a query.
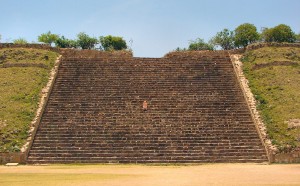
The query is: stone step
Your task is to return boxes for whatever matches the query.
[27,54,268,163]
[29,151,267,157]
[34,130,260,135]
[27,158,267,164]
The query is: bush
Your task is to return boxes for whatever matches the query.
[55,36,78,48]
[99,35,127,51]
[210,28,235,50]
[188,38,214,51]
[77,32,98,49]
[38,31,59,45]
[13,38,28,44]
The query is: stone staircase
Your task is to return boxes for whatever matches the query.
[27,51,268,163]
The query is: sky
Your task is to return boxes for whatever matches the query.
[0,0,299,57]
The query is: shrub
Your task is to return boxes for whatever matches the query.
[13,38,28,44]
[38,31,59,46]
[210,28,235,50]
[55,36,78,48]
[188,38,214,51]
[77,32,98,49]
[99,35,127,51]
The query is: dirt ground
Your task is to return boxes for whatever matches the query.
[0,163,300,186]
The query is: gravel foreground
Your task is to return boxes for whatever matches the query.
[0,163,300,186]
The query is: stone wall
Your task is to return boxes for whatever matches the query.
[27,51,268,163]
[2,42,299,164]
[230,45,300,163]
[228,48,245,55]
[21,56,62,161]
[0,153,25,164]
[273,150,300,163]
[245,43,300,163]
[230,54,276,163]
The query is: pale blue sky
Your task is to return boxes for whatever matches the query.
[1,0,299,57]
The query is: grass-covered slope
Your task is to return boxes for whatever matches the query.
[0,48,58,152]
[242,47,300,152]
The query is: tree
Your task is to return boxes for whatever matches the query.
[234,23,259,48]
[188,38,214,51]
[0,34,1,43]
[55,36,78,48]
[210,28,235,50]
[77,32,98,49]
[261,27,273,42]
[99,35,127,51]
[38,31,59,45]
[261,24,296,43]
[296,33,300,42]
[13,38,28,44]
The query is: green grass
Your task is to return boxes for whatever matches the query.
[242,47,300,152]
[0,48,58,152]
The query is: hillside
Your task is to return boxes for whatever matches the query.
[242,46,300,152]
[0,48,59,152]
[1,45,299,161]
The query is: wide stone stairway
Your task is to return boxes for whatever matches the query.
[27,51,268,163]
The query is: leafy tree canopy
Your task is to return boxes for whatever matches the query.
[99,35,127,51]
[262,24,296,43]
[188,38,214,51]
[234,23,259,48]
[38,31,59,45]
[55,36,78,48]
[210,28,235,50]
[77,32,98,49]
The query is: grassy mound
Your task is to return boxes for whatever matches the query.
[0,48,58,152]
[242,47,300,152]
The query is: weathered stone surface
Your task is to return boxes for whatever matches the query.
[27,51,268,163]
[0,153,25,164]
[274,150,300,163]
[230,54,277,159]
